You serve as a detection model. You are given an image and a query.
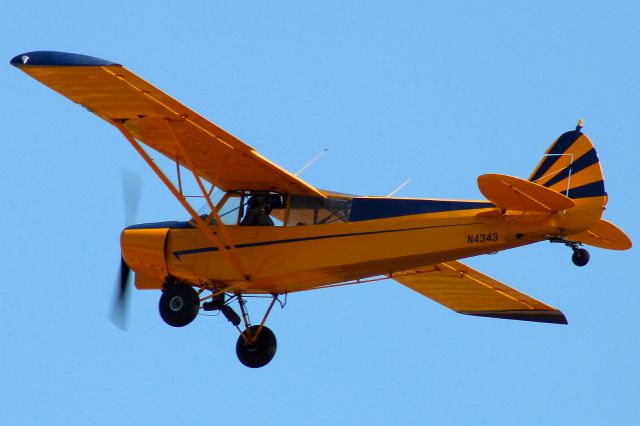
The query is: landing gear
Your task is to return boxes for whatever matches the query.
[236,325,277,368]
[232,294,280,368]
[549,237,590,267]
[201,290,282,368]
[571,247,590,267]
[158,282,282,368]
[159,283,200,327]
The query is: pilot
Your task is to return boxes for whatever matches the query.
[241,195,275,226]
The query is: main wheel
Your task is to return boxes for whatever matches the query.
[236,325,277,368]
[159,283,200,327]
[572,248,590,267]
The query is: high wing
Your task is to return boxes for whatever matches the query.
[394,260,567,324]
[10,51,323,197]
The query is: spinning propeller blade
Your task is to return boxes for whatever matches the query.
[110,256,131,330]
[122,168,142,226]
[110,168,142,330]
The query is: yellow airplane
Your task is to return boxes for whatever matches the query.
[12,51,632,368]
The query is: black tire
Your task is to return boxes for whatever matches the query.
[572,248,590,267]
[236,325,277,368]
[159,283,200,327]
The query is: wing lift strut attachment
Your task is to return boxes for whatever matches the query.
[115,120,282,367]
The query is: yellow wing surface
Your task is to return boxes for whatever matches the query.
[394,260,567,324]
[11,51,323,196]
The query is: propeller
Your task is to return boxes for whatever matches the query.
[111,256,132,329]
[122,168,142,226]
[110,168,142,330]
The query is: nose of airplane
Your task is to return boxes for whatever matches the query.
[120,226,170,280]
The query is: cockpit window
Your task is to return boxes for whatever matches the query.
[208,192,285,226]
[200,192,351,227]
[272,195,352,226]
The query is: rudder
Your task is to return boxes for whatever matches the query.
[528,124,606,200]
[528,122,607,233]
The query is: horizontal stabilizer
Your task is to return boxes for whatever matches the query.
[478,173,575,212]
[567,219,632,250]
[394,260,567,325]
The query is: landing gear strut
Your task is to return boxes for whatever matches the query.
[549,237,590,267]
[233,294,279,368]
[201,291,281,368]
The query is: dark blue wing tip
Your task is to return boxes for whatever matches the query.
[10,51,120,67]
[463,310,568,325]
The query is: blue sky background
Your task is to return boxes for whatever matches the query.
[2,2,638,425]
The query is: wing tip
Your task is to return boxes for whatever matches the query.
[462,310,568,325]
[10,51,121,68]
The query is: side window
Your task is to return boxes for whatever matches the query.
[320,197,352,224]
[282,195,352,226]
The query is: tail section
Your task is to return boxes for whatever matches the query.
[567,219,632,251]
[528,122,607,234]
[477,173,575,212]
[528,124,605,200]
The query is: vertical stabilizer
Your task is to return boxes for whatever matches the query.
[528,123,607,233]
[528,125,605,199]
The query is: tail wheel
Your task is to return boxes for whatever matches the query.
[572,248,590,267]
[236,325,277,368]
[159,283,200,327]
[548,237,591,267]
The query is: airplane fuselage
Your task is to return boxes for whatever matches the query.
[122,201,588,294]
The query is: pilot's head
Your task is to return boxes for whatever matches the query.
[249,195,269,211]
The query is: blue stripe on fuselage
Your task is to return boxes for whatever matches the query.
[171,222,480,260]
[348,198,494,222]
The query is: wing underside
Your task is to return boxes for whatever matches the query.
[394,260,567,324]
[11,51,323,196]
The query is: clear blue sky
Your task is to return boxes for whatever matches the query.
[2,2,638,425]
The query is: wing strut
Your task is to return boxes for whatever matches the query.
[165,118,247,274]
[114,121,250,281]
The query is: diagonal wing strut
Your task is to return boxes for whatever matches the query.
[114,121,249,282]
